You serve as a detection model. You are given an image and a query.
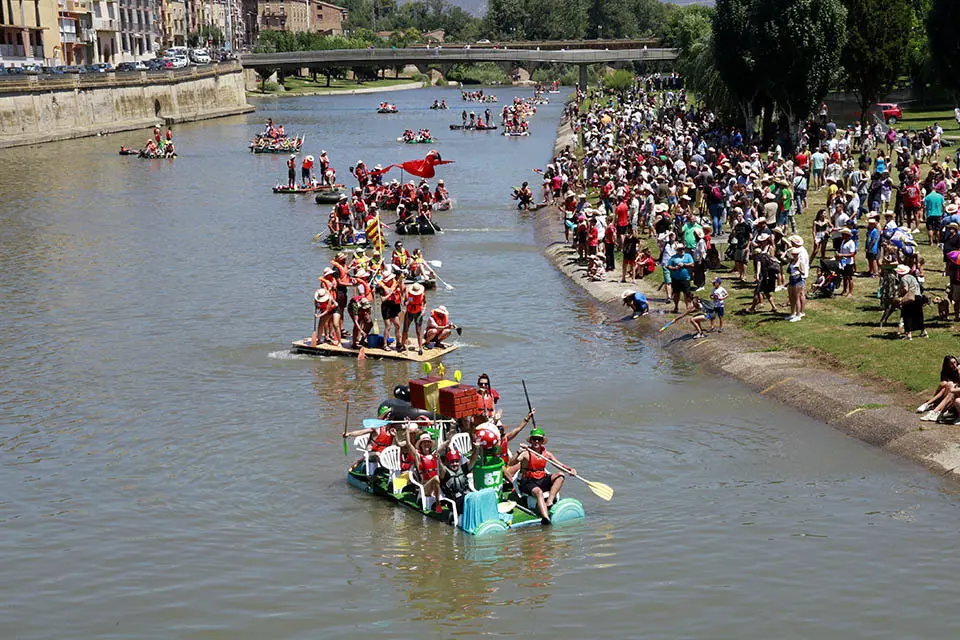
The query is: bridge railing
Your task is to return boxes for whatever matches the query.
[241,48,679,68]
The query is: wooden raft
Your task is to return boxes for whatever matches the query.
[291,338,458,362]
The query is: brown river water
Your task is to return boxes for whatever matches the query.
[1,89,959,639]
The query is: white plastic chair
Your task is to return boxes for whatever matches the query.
[377,445,404,493]
[450,432,472,459]
[354,434,374,476]
[407,467,433,510]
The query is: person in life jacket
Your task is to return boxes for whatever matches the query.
[434,180,448,204]
[353,160,368,188]
[348,270,374,348]
[301,155,314,186]
[399,282,426,355]
[476,373,500,419]
[377,271,403,350]
[424,306,454,349]
[508,428,574,524]
[277,124,285,138]
[437,438,480,517]
[409,248,434,283]
[418,183,433,206]
[286,154,297,188]
[342,421,398,472]
[313,288,340,345]
[403,431,444,513]
[392,241,412,274]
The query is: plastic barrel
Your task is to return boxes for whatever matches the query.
[472,457,504,491]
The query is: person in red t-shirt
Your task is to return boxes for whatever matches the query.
[615,197,630,247]
[587,216,600,257]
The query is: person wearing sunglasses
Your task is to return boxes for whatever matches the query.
[477,373,500,419]
[508,428,575,525]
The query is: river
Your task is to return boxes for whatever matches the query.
[1,88,958,639]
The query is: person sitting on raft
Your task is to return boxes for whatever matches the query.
[404,431,444,513]
[343,419,398,473]
[508,428,574,525]
[621,290,649,318]
[434,180,449,204]
[409,249,434,283]
[424,305,454,348]
[437,438,480,518]
[391,241,412,274]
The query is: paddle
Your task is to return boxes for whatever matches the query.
[310,312,320,347]
[363,418,457,429]
[519,445,614,502]
[342,401,350,456]
[521,379,537,429]
[658,309,693,333]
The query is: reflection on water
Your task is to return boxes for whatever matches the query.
[0,89,959,639]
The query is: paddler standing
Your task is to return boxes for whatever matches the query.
[508,428,574,524]
[399,282,425,355]
[302,155,314,186]
[331,253,351,333]
[287,154,297,188]
[347,269,374,349]
[354,160,369,188]
[377,271,403,351]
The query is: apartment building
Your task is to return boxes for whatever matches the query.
[1,0,61,65]
[311,0,344,35]
[116,0,155,60]
[58,0,95,64]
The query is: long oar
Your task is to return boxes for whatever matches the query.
[423,259,454,290]
[521,379,537,429]
[519,445,613,501]
[658,308,693,333]
[342,401,350,457]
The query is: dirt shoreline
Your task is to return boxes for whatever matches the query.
[536,116,960,479]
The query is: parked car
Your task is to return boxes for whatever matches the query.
[874,103,903,124]
[476,39,491,44]
[5,66,24,75]
[22,64,41,75]
[146,58,173,70]
[0,66,7,76]
[167,55,188,69]
[40,65,64,74]
[190,48,211,64]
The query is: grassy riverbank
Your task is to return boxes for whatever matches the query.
[622,179,956,393]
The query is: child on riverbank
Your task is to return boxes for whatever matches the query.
[711,277,728,332]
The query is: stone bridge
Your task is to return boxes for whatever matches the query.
[240,47,679,87]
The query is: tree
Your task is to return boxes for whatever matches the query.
[928,0,960,100]
[586,0,638,39]
[661,5,714,54]
[712,0,762,136]
[603,69,634,92]
[841,0,911,126]
[756,0,847,138]
[484,0,529,40]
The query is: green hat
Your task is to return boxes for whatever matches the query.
[377,405,391,418]
[529,428,545,439]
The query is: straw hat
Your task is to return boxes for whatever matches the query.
[305,155,314,162]
[895,264,910,276]
[788,247,801,257]
[841,228,852,235]
[946,203,959,214]
[406,282,425,296]
[354,269,370,279]
[314,290,330,303]
[436,305,448,315]
[621,290,636,300]
[788,235,804,247]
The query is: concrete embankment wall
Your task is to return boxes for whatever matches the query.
[539,114,960,481]
[0,64,254,149]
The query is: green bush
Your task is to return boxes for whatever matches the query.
[446,62,507,85]
[602,69,634,92]
[260,81,281,92]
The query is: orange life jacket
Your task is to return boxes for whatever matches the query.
[419,453,438,480]
[332,262,351,287]
[524,449,547,480]
[406,292,424,315]
[370,427,393,453]
[430,310,447,326]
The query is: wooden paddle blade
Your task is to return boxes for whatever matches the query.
[586,480,614,501]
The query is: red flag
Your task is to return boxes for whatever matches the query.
[381,150,453,179]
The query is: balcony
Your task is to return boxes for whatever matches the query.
[93,16,118,30]
[60,31,78,43]
[0,43,44,59]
